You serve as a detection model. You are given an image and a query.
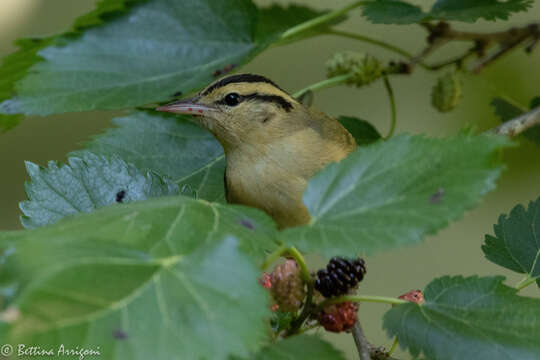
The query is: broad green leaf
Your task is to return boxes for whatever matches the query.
[73,111,226,202]
[281,134,509,256]
[5,235,271,360]
[482,197,540,287]
[361,0,426,25]
[0,0,146,130]
[253,335,346,360]
[430,0,534,22]
[9,195,278,267]
[338,116,381,146]
[491,97,540,145]
[0,0,336,118]
[384,275,540,360]
[19,152,179,229]
[359,0,532,25]
[0,196,278,359]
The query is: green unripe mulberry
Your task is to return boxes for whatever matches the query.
[432,72,462,113]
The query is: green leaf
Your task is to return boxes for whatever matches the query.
[491,97,524,122]
[72,111,226,202]
[0,38,52,131]
[491,97,540,145]
[384,275,540,360]
[0,0,335,118]
[0,196,278,359]
[361,0,426,25]
[338,116,382,146]
[0,0,146,130]
[253,335,346,360]
[430,0,534,22]
[6,237,270,359]
[19,152,179,229]
[281,134,509,256]
[359,0,533,25]
[482,197,540,287]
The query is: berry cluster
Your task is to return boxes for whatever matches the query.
[315,257,366,298]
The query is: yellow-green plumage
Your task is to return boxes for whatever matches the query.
[157,74,356,228]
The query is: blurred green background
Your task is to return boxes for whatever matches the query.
[0,0,539,358]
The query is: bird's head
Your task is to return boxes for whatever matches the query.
[156,74,300,150]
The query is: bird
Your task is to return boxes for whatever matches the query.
[156,74,356,228]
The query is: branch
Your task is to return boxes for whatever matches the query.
[352,320,371,360]
[414,21,540,73]
[490,106,540,137]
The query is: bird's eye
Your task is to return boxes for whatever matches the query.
[224,93,241,106]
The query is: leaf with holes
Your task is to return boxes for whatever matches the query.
[384,275,540,360]
[280,134,510,256]
[482,197,540,288]
[72,111,226,202]
[0,0,337,119]
[253,335,346,360]
[0,196,278,359]
[20,152,180,229]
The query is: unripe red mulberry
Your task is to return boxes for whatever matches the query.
[270,259,306,313]
[318,301,358,333]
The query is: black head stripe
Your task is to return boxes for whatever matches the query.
[216,92,293,112]
[243,93,293,112]
[203,74,285,96]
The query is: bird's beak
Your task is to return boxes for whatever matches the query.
[156,97,216,116]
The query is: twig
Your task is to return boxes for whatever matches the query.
[327,30,415,60]
[280,1,368,41]
[490,106,540,137]
[515,275,537,291]
[409,37,449,70]
[413,21,540,73]
[471,33,530,73]
[352,320,371,360]
[318,295,406,310]
[293,74,352,99]
[425,44,477,71]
